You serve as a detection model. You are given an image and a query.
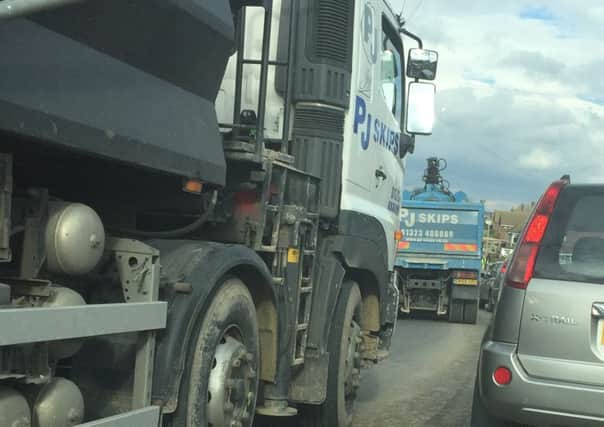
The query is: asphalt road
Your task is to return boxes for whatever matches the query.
[254,310,490,427]
[353,310,490,427]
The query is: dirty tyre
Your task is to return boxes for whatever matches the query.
[486,291,494,313]
[463,301,478,324]
[172,278,259,427]
[300,281,363,427]
[448,299,464,323]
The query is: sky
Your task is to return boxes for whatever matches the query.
[391,0,604,210]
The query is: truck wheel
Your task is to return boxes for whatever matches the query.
[463,301,478,324]
[300,281,363,427]
[448,299,464,323]
[172,277,259,427]
[486,291,494,313]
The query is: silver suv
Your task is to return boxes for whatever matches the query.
[472,179,604,426]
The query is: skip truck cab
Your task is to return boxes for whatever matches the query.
[0,1,437,426]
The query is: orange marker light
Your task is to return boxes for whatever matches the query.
[183,179,203,194]
[394,230,403,241]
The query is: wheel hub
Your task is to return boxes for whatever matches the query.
[208,335,257,427]
[344,320,362,401]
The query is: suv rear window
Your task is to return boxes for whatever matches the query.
[534,185,604,284]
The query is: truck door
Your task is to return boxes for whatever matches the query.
[341,0,405,269]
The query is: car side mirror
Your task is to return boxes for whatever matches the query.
[407,48,438,81]
[406,82,435,135]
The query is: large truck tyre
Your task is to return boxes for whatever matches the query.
[463,300,479,324]
[448,299,464,323]
[170,278,259,427]
[449,299,478,324]
[300,281,363,427]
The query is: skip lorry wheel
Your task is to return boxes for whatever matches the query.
[463,300,479,324]
[448,299,464,323]
[300,281,363,427]
[172,278,259,427]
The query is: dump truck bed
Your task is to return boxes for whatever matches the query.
[0,1,236,185]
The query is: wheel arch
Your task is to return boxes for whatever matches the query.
[345,269,381,333]
[227,264,279,382]
[148,240,277,414]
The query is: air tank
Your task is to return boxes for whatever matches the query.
[0,386,31,427]
[26,378,84,427]
[45,203,105,276]
[43,287,86,360]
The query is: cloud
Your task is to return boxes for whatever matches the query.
[391,0,604,207]
[499,51,565,78]
[569,60,604,103]
[517,148,559,170]
[463,71,496,86]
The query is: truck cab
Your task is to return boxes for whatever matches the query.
[217,0,416,271]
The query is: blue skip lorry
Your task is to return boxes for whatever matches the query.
[395,158,484,324]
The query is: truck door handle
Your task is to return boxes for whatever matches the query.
[375,169,387,180]
[592,303,604,318]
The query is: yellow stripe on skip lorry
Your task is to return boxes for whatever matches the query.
[454,278,479,286]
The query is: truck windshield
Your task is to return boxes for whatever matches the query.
[381,17,403,124]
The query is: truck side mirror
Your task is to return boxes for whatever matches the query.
[406,82,435,135]
[407,48,438,81]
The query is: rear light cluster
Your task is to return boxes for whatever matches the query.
[452,270,478,279]
[398,241,410,250]
[505,180,567,290]
[444,243,478,252]
[452,270,478,285]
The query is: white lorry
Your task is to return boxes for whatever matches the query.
[0,1,437,426]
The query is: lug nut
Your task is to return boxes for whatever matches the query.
[233,359,241,368]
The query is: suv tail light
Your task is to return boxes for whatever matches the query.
[500,261,507,274]
[505,180,567,289]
